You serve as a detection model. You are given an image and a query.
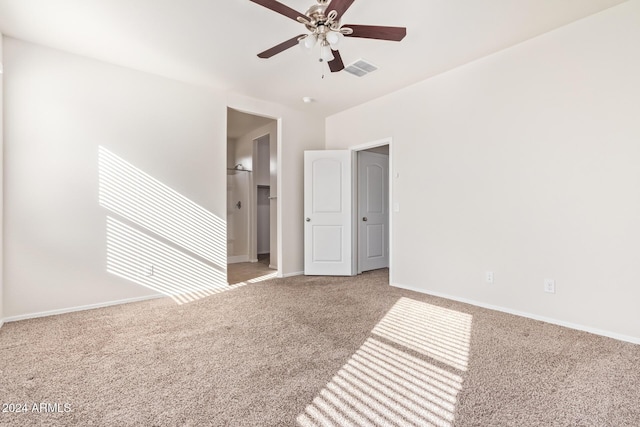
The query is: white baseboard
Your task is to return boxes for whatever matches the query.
[2,294,165,324]
[0,319,4,330]
[227,255,249,264]
[269,264,277,270]
[280,271,303,278]
[391,282,640,345]
[249,259,259,263]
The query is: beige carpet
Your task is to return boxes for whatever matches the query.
[1,269,639,426]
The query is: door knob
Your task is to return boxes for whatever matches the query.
[306,218,311,222]
[362,217,368,221]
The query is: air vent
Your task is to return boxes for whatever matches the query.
[344,59,378,77]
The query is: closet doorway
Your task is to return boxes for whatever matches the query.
[227,108,278,284]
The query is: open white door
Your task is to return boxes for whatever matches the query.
[304,150,352,276]
[358,151,389,272]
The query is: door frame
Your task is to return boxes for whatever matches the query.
[226,106,282,278]
[350,137,393,283]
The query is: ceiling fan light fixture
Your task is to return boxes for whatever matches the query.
[298,36,307,50]
[304,34,318,49]
[320,42,334,61]
[326,30,343,48]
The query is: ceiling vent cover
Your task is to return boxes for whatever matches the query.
[344,59,378,77]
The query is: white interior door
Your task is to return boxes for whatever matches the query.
[358,151,389,272]
[304,150,352,276]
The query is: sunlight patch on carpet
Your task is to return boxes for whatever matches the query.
[247,272,278,283]
[297,297,472,426]
[297,337,464,427]
[372,298,472,371]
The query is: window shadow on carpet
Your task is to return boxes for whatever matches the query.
[297,297,472,427]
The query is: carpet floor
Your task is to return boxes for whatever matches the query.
[1,269,638,426]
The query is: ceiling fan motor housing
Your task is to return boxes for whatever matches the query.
[304,3,340,31]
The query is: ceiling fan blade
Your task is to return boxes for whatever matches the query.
[328,50,345,72]
[257,35,305,58]
[343,24,407,41]
[327,0,356,19]
[249,0,306,22]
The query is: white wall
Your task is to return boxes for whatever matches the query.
[255,136,270,186]
[226,138,237,169]
[226,169,251,261]
[3,38,227,318]
[226,138,248,261]
[256,136,271,255]
[257,186,270,255]
[227,131,251,262]
[0,33,4,326]
[326,1,640,342]
[228,94,325,276]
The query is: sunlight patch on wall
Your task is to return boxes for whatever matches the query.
[297,297,472,426]
[99,145,232,304]
[99,146,226,268]
[372,298,472,371]
[107,217,234,304]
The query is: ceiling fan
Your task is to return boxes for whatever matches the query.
[249,0,407,72]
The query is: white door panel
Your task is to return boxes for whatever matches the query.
[366,224,385,258]
[313,226,343,261]
[304,150,352,276]
[366,165,384,213]
[312,159,343,212]
[358,151,389,272]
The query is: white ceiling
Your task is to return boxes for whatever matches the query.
[0,0,629,116]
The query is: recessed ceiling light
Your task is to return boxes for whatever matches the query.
[302,96,315,103]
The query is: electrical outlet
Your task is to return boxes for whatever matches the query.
[544,279,555,294]
[485,271,494,284]
[143,265,154,277]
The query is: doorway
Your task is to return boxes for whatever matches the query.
[303,139,393,280]
[356,145,390,274]
[226,108,278,284]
